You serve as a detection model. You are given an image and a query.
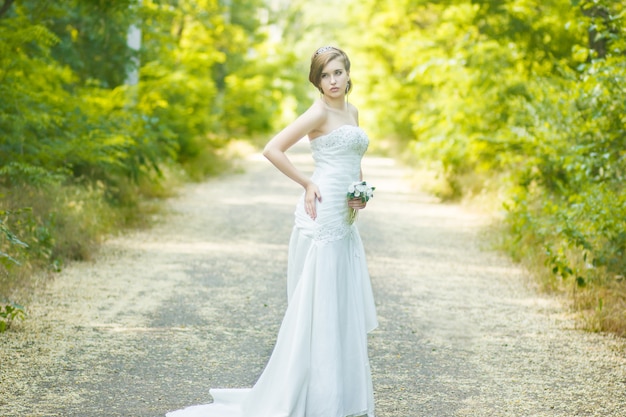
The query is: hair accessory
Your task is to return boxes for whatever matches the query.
[314,46,335,56]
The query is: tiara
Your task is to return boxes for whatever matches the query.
[314,46,335,56]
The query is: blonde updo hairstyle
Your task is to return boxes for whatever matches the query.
[309,46,352,95]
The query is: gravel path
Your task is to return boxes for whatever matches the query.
[1,142,625,417]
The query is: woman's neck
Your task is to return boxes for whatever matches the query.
[322,96,347,111]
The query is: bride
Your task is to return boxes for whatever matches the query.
[167,46,378,417]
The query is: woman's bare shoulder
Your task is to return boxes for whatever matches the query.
[302,100,330,137]
[348,102,359,124]
[310,98,329,115]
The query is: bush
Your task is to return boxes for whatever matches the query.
[347,0,626,334]
[0,0,292,320]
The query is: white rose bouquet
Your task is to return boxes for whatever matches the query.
[346,181,375,224]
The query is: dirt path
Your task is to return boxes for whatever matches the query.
[1,143,625,417]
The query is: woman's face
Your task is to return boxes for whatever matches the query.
[319,58,350,98]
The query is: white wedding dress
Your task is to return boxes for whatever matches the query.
[166,125,378,417]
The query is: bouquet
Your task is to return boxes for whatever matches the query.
[346,181,375,224]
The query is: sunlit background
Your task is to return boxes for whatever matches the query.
[1,0,625,334]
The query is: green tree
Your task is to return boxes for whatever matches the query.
[344,0,625,333]
[0,0,293,306]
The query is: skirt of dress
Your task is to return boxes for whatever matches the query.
[166,220,378,417]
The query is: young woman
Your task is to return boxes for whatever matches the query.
[167,46,378,417]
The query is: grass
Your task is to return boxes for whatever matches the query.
[379,140,626,338]
[485,215,626,338]
[0,140,254,321]
[0,179,161,304]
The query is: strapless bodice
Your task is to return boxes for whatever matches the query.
[309,125,369,182]
[293,125,370,245]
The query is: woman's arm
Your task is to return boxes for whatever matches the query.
[263,102,326,220]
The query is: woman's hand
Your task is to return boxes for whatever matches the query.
[348,198,367,210]
[305,183,322,220]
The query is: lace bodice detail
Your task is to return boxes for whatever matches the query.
[310,125,369,156]
[294,125,370,245]
[314,222,352,244]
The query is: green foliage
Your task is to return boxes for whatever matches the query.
[1,209,28,333]
[0,210,29,268]
[0,0,293,314]
[5,0,620,335]
[0,302,26,333]
[346,0,626,333]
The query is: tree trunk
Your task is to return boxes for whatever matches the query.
[0,0,15,18]
[581,3,610,59]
